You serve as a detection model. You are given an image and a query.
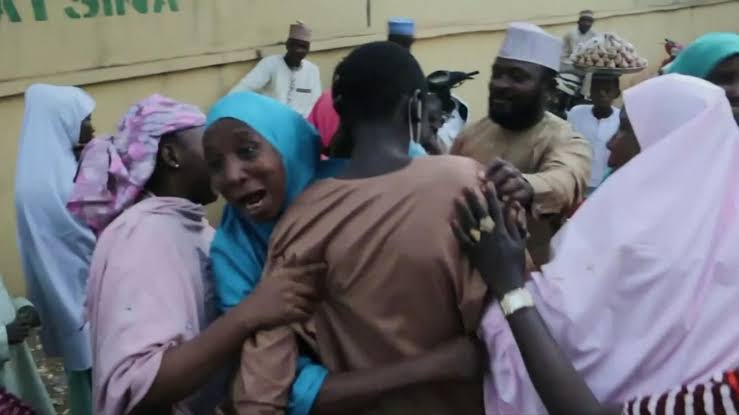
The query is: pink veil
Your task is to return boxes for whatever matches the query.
[482,74,739,414]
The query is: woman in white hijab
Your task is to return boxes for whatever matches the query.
[15,84,97,415]
[456,74,739,414]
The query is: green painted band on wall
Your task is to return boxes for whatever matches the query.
[0,0,179,22]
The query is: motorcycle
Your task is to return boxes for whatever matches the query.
[548,72,587,119]
[426,70,478,150]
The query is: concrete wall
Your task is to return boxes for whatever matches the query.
[1,0,738,294]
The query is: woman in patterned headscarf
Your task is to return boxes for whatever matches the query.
[71,94,321,415]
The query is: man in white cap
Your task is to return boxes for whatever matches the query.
[387,17,415,50]
[562,10,598,61]
[451,22,591,267]
[561,10,598,98]
[230,21,322,117]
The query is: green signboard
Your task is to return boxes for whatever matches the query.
[0,0,179,22]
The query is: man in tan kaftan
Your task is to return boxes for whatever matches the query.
[452,23,591,266]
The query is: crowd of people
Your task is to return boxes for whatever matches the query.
[5,10,739,415]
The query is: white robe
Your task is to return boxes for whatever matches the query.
[437,96,470,150]
[567,105,620,188]
[230,55,322,117]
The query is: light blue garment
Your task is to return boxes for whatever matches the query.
[207,92,333,415]
[409,140,427,157]
[14,84,96,371]
[602,167,614,182]
[388,17,415,36]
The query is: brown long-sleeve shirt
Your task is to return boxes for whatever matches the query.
[451,113,592,265]
[232,156,488,415]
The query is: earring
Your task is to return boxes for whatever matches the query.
[174,163,181,168]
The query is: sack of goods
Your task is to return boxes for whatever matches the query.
[572,33,648,71]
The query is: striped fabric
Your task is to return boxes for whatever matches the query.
[0,388,36,415]
[623,369,739,415]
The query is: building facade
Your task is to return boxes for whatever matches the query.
[1,0,738,293]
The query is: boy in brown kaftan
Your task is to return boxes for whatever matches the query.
[232,42,488,415]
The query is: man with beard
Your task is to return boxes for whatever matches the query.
[451,22,591,266]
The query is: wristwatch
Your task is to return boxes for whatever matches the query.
[499,287,534,317]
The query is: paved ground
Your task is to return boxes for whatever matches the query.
[28,332,69,415]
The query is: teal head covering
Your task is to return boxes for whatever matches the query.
[667,32,739,79]
[206,92,324,209]
[207,92,338,310]
[208,92,425,311]
[207,92,331,415]
[206,91,428,414]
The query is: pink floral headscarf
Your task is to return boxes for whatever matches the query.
[67,94,206,235]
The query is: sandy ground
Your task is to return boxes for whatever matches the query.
[28,332,69,415]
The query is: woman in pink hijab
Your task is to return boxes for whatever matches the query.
[455,74,739,414]
[69,95,323,414]
[306,91,340,154]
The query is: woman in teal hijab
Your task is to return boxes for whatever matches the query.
[205,92,337,415]
[203,92,477,414]
[667,32,739,122]
[206,92,426,315]
[203,92,479,415]
[206,92,427,316]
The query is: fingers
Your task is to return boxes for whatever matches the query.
[485,158,507,177]
[288,280,319,300]
[296,263,328,276]
[487,159,516,188]
[291,295,317,315]
[503,201,523,243]
[285,305,312,322]
[454,197,478,232]
[452,221,476,250]
[511,201,530,240]
[481,180,505,227]
[290,282,320,317]
[282,262,327,281]
[490,170,517,193]
[284,262,325,299]
[498,177,524,196]
[281,253,298,267]
[282,282,320,323]
[462,188,486,222]
[511,189,531,204]
[263,258,327,320]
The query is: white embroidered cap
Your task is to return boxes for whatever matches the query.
[289,21,312,42]
[498,22,563,72]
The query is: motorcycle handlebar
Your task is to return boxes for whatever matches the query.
[427,70,479,90]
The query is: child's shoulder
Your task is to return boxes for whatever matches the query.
[412,155,484,188]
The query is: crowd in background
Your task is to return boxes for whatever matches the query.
[4,10,739,415]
